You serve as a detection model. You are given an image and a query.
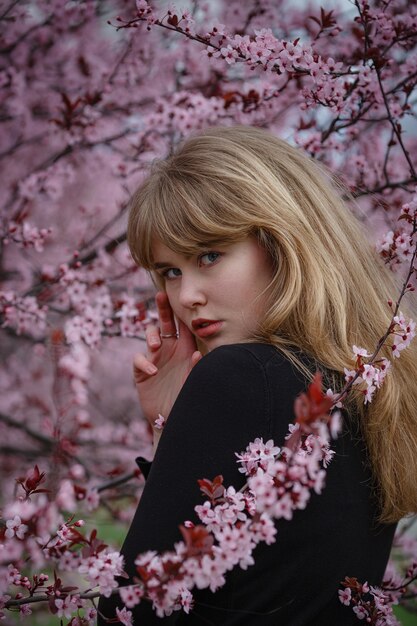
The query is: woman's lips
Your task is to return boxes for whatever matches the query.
[192,319,223,338]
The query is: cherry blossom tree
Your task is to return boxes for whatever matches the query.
[1,0,416,623]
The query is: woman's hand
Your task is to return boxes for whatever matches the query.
[133,292,202,444]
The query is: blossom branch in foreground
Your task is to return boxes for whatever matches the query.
[2,375,339,624]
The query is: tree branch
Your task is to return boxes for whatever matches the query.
[97,470,139,493]
[0,412,54,447]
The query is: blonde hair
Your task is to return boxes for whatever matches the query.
[128,125,417,523]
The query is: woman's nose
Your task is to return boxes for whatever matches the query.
[178,275,207,309]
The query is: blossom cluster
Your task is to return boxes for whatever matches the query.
[2,221,53,252]
[339,577,400,626]
[130,0,417,175]
[0,470,122,622]
[378,190,417,269]
[343,307,416,405]
[344,345,392,404]
[0,291,48,337]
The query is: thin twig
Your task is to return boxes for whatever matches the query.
[97,471,139,493]
[0,412,54,447]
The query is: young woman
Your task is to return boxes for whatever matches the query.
[97,126,417,625]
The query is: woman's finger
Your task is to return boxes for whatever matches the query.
[133,352,158,381]
[156,291,177,338]
[190,351,203,368]
[146,324,161,351]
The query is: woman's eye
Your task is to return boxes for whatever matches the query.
[163,267,182,280]
[199,251,221,266]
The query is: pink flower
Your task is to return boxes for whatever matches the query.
[5,516,28,540]
[220,45,239,64]
[85,488,100,512]
[179,588,194,613]
[353,604,369,620]
[364,384,376,404]
[154,414,166,430]
[85,607,97,625]
[18,603,32,616]
[115,607,133,626]
[136,0,150,11]
[344,367,357,383]
[392,313,416,358]
[119,584,144,608]
[338,587,352,606]
[326,388,343,409]
[78,549,124,597]
[353,345,372,358]
[236,438,280,475]
[54,595,81,619]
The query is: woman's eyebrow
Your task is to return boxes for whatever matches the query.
[152,262,171,270]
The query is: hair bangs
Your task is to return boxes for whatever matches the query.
[128,163,250,268]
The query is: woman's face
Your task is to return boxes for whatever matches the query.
[152,237,274,351]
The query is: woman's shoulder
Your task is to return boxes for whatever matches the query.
[182,343,314,414]
[199,341,298,365]
[194,342,313,381]
[182,343,275,396]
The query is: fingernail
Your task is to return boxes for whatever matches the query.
[147,364,158,375]
[149,337,160,346]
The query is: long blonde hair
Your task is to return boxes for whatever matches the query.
[128,125,417,523]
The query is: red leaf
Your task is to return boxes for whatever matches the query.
[320,7,336,29]
[167,14,178,27]
[24,465,46,492]
[179,524,214,557]
[197,475,225,501]
[293,372,333,428]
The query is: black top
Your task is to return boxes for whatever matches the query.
[97,343,396,625]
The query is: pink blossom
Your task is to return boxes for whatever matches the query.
[85,488,100,512]
[364,384,377,404]
[4,221,52,252]
[236,437,280,475]
[179,588,194,613]
[85,607,97,625]
[154,414,166,430]
[56,481,77,513]
[338,587,352,605]
[136,0,150,11]
[0,292,47,337]
[56,523,73,542]
[18,604,32,616]
[115,607,133,626]
[326,388,343,409]
[353,604,369,619]
[54,595,81,619]
[78,549,124,597]
[392,313,416,358]
[5,516,28,540]
[119,584,144,608]
[353,345,372,358]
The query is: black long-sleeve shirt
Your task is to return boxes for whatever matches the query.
[97,343,396,625]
